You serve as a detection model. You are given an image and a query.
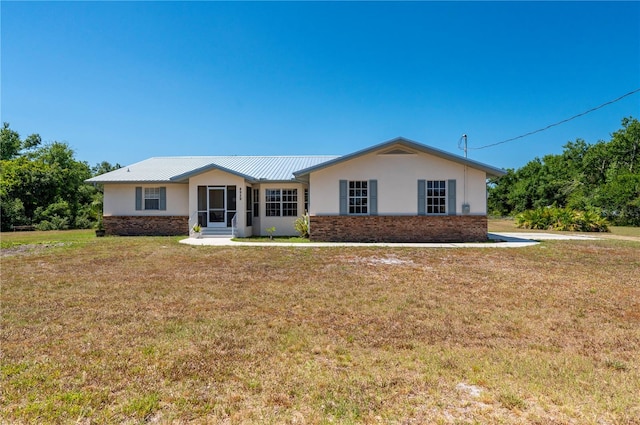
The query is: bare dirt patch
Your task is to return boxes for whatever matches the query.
[0,242,66,257]
[347,254,415,266]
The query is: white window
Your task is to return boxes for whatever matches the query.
[144,187,160,210]
[282,189,298,217]
[266,189,298,217]
[426,180,446,214]
[348,181,368,215]
[265,189,281,217]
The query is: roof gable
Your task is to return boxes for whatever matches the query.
[293,137,507,178]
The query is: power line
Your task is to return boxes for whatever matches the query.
[469,88,640,150]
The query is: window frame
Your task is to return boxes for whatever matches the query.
[426,180,447,215]
[281,189,298,217]
[348,180,369,215]
[265,188,298,217]
[265,189,281,217]
[144,187,161,210]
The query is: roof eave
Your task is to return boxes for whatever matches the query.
[84,178,178,184]
[255,178,304,184]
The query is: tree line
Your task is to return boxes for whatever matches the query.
[2,118,639,232]
[488,117,640,226]
[0,123,120,232]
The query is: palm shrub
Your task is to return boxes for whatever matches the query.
[516,208,553,230]
[294,214,309,238]
[554,207,578,231]
[516,207,609,232]
[574,209,609,232]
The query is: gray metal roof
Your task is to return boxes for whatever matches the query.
[86,139,507,184]
[86,156,340,183]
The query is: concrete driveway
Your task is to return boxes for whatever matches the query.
[179,232,600,248]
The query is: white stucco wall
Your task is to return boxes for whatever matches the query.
[254,182,307,237]
[103,183,189,216]
[308,150,488,215]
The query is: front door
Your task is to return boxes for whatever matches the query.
[208,187,226,227]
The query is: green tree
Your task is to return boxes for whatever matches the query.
[487,117,640,226]
[1,122,41,160]
[487,169,517,216]
[0,123,22,160]
[1,157,59,230]
[0,124,106,231]
[608,117,640,174]
[593,172,640,225]
[507,158,544,212]
[92,161,122,176]
[581,141,611,187]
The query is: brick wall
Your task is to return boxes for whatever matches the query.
[104,216,189,236]
[309,215,487,243]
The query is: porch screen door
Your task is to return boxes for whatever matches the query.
[208,187,226,227]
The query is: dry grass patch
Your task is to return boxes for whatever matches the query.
[2,234,639,423]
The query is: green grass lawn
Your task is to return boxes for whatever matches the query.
[2,230,639,423]
[0,229,96,249]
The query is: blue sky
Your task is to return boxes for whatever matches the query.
[2,1,639,171]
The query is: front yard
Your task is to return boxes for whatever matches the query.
[1,229,639,423]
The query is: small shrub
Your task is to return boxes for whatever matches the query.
[74,216,93,229]
[266,226,276,239]
[34,200,71,223]
[35,216,69,231]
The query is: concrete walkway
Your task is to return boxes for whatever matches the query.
[178,232,600,248]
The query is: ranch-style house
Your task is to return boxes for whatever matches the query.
[87,137,506,242]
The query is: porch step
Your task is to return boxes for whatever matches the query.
[200,227,233,238]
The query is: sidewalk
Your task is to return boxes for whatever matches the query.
[178,232,599,248]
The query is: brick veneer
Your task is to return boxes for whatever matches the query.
[104,216,189,236]
[309,215,488,243]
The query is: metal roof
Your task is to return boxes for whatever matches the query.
[86,139,507,184]
[86,156,340,183]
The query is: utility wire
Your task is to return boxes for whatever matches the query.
[469,88,640,150]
